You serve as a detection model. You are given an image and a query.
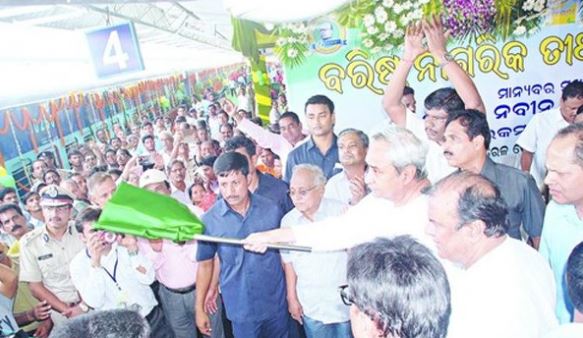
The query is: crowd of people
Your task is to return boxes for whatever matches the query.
[0,17,582,338]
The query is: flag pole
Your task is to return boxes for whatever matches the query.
[194,234,312,252]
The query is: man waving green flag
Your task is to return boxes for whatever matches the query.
[95,182,310,251]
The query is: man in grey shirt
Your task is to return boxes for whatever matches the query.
[441,109,545,248]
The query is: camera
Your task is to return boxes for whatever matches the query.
[138,155,155,171]
[99,231,117,244]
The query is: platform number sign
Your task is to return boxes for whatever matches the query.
[86,23,145,78]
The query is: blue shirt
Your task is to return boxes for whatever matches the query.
[197,193,287,323]
[284,135,340,182]
[256,171,294,214]
[539,201,583,324]
[215,171,293,214]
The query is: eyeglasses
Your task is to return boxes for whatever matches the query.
[339,285,353,306]
[289,185,318,198]
[43,205,71,212]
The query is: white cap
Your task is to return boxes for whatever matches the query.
[139,169,168,188]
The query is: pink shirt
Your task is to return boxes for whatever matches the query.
[137,238,198,289]
[237,119,293,159]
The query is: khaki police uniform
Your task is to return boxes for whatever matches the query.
[19,223,84,324]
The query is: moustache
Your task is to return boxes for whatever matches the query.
[10,224,22,232]
[225,195,239,200]
[443,151,453,157]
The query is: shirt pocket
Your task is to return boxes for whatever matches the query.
[37,257,63,280]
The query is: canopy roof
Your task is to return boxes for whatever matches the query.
[0,0,351,108]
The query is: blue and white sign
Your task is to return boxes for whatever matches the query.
[86,22,145,78]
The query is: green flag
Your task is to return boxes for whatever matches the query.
[94,182,204,242]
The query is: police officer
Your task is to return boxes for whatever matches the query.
[19,185,87,327]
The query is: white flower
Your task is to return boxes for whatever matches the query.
[419,0,430,4]
[378,33,390,41]
[392,29,404,38]
[363,38,374,48]
[533,0,545,12]
[382,0,394,8]
[384,21,397,33]
[363,14,376,27]
[374,6,386,17]
[522,0,534,11]
[400,14,411,26]
[375,7,388,23]
[276,37,287,47]
[402,1,412,10]
[393,4,403,14]
[411,9,424,20]
[513,25,527,36]
[287,37,297,44]
[371,47,382,54]
[287,48,298,58]
[367,25,379,34]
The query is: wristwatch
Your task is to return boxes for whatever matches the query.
[439,52,454,67]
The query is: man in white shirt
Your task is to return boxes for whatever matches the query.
[244,125,434,254]
[539,123,583,323]
[237,87,253,115]
[545,241,583,338]
[517,80,583,188]
[382,17,484,183]
[425,171,557,338]
[69,207,174,338]
[324,129,368,206]
[23,192,44,229]
[227,102,307,176]
[281,164,351,338]
[159,131,175,166]
[167,160,194,207]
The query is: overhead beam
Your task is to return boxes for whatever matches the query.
[14,8,85,26]
[82,3,233,51]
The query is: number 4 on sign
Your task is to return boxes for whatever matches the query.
[103,30,129,70]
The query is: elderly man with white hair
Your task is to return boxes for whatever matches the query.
[244,125,434,253]
[281,164,352,338]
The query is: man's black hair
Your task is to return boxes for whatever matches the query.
[562,80,583,101]
[424,88,464,115]
[403,86,415,96]
[224,136,256,157]
[0,187,16,202]
[304,95,335,114]
[141,134,154,144]
[213,152,250,177]
[0,203,23,217]
[445,109,491,149]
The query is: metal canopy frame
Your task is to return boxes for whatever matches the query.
[0,1,234,52]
